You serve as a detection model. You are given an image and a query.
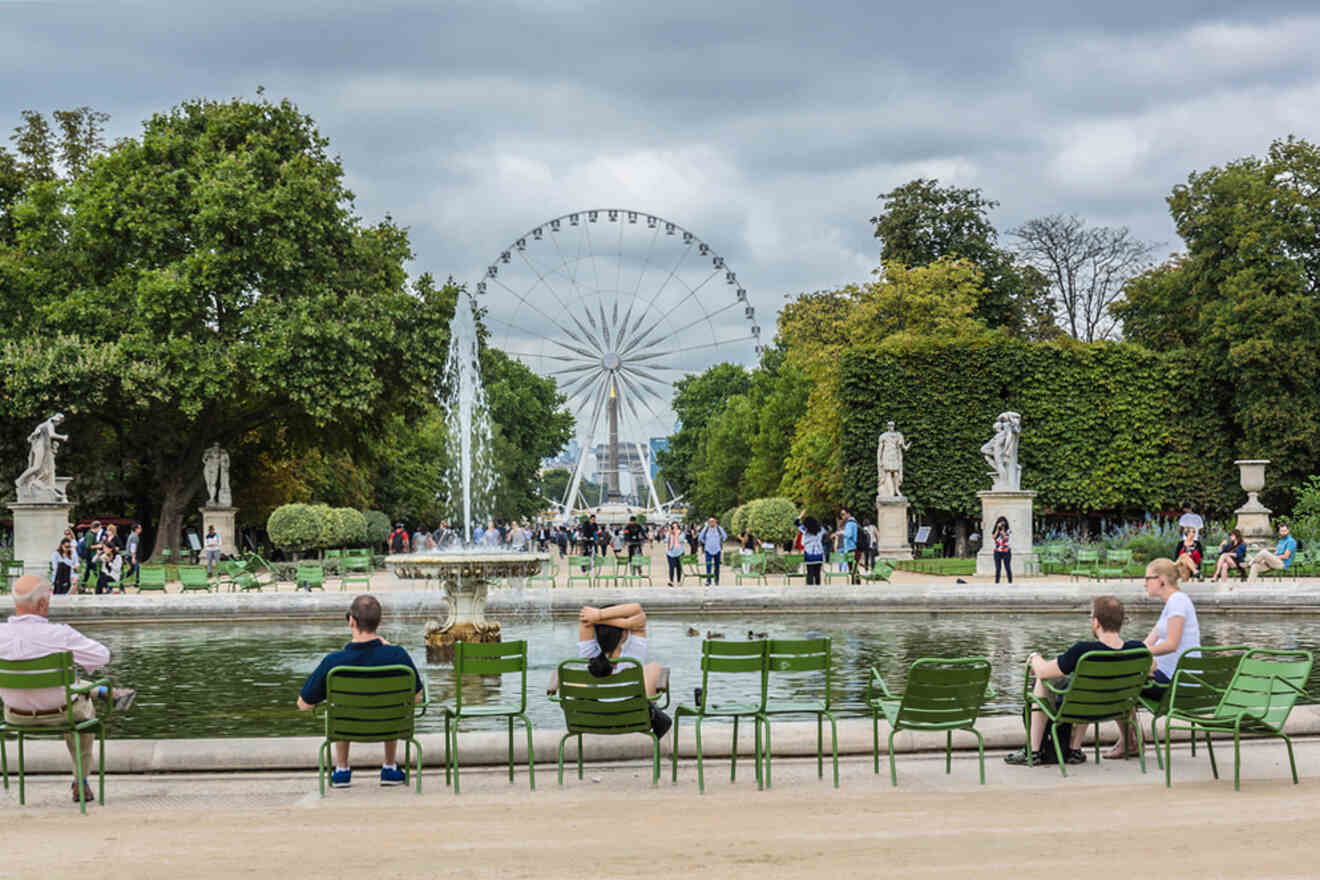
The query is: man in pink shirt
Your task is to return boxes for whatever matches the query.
[0,575,134,802]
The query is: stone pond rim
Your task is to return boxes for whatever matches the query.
[385,550,550,663]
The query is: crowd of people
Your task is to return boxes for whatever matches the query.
[46,520,146,596]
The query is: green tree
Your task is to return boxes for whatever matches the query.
[1113,136,1320,505]
[0,97,450,556]
[689,394,758,515]
[872,178,1056,337]
[654,362,751,499]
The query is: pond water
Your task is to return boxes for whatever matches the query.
[75,612,1319,738]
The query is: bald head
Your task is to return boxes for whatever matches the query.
[13,575,51,614]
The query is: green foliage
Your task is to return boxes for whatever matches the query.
[267,503,321,552]
[334,508,368,546]
[720,507,737,533]
[363,510,390,546]
[838,338,1238,519]
[730,504,750,535]
[690,394,757,516]
[654,363,751,500]
[742,497,797,547]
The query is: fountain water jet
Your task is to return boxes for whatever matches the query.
[387,288,549,662]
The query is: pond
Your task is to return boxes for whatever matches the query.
[75,611,1319,738]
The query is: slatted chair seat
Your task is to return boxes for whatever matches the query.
[780,553,806,584]
[0,651,113,813]
[1163,648,1313,790]
[1025,647,1153,776]
[551,657,660,785]
[317,665,427,796]
[566,556,593,588]
[176,565,213,593]
[869,657,994,785]
[1097,549,1132,579]
[680,554,704,583]
[135,566,168,593]
[762,637,838,788]
[295,563,326,592]
[340,555,372,591]
[735,553,767,586]
[442,640,534,794]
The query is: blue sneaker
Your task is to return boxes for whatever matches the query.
[330,768,352,788]
[379,766,406,786]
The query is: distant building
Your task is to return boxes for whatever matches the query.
[649,436,669,480]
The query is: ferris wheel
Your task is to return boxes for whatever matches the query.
[476,209,761,516]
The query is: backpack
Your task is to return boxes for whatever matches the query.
[856,527,871,555]
[389,529,406,553]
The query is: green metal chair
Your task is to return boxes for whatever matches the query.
[1163,648,1313,790]
[734,552,767,586]
[441,640,534,794]
[1023,647,1152,776]
[862,560,895,582]
[322,549,343,576]
[761,637,839,788]
[823,551,855,585]
[316,664,427,796]
[215,559,248,592]
[566,556,593,588]
[612,555,643,589]
[549,657,660,785]
[1068,548,1100,581]
[0,560,24,594]
[528,555,557,588]
[671,639,767,794]
[177,565,213,593]
[780,552,806,584]
[868,657,995,785]
[1138,645,1248,771]
[0,651,111,814]
[1037,546,1065,576]
[135,566,168,593]
[340,554,372,591]
[1097,549,1132,579]
[295,563,326,591]
[628,550,652,586]
[680,553,703,583]
[594,555,620,587]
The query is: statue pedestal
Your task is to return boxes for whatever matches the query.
[200,506,238,557]
[873,497,913,561]
[976,490,1038,577]
[8,502,73,578]
[1233,459,1273,553]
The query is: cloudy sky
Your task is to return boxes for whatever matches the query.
[5,0,1318,454]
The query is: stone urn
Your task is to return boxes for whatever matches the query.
[386,552,548,663]
[1234,459,1273,551]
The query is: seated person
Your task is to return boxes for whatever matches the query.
[578,603,670,737]
[297,594,422,788]
[1172,529,1203,581]
[0,575,135,803]
[1005,595,1149,766]
[1210,529,1248,582]
[1247,523,1298,582]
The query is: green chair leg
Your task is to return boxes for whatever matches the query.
[577,733,584,780]
[945,730,952,774]
[694,716,706,794]
[872,712,880,775]
[763,717,772,789]
[522,715,536,791]
[507,716,514,783]
[649,733,660,785]
[670,714,681,783]
[72,731,85,815]
[556,732,570,785]
[1,732,7,790]
[1233,726,1241,791]
[18,732,25,805]
[816,715,823,778]
[1051,722,1068,777]
[731,715,739,782]
[414,738,424,794]
[887,728,898,786]
[974,728,986,784]
[1283,733,1298,785]
[1205,729,1219,779]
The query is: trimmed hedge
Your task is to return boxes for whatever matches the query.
[838,339,1238,519]
[363,509,390,547]
[743,497,797,547]
[267,503,321,552]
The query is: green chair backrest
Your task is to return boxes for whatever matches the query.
[0,652,78,723]
[323,665,419,743]
[346,547,371,560]
[324,549,342,560]
[1105,549,1132,565]
[568,555,592,568]
[296,564,325,584]
[178,566,210,589]
[781,553,804,571]
[1054,648,1152,725]
[1214,648,1314,731]
[894,657,992,730]
[342,555,371,573]
[766,638,832,709]
[137,567,168,591]
[1074,549,1100,565]
[745,553,767,573]
[555,658,652,736]
[1154,645,1249,717]
[698,639,767,712]
[453,640,527,713]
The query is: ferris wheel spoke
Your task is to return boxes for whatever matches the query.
[484,314,599,362]
[488,276,597,358]
[630,334,757,363]
[548,361,600,378]
[563,368,606,403]
[615,371,665,424]
[515,249,595,346]
[618,265,722,358]
[627,299,742,362]
[620,363,672,391]
[614,239,697,358]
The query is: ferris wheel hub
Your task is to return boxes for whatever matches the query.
[602,352,622,371]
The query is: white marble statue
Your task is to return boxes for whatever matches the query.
[202,443,232,507]
[875,420,911,500]
[980,411,1022,491]
[15,413,69,502]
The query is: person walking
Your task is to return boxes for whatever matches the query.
[664,522,685,587]
[697,516,728,586]
[51,537,79,595]
[833,508,860,584]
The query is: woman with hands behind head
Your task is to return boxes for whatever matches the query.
[577,603,670,737]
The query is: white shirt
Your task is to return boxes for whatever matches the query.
[1154,591,1201,679]
[204,531,221,551]
[0,615,110,711]
[577,634,648,668]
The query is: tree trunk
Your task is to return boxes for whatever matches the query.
[151,471,202,561]
[954,517,969,558]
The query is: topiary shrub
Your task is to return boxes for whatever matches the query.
[720,507,737,532]
[744,497,797,548]
[363,510,390,548]
[309,504,337,548]
[267,503,322,554]
[731,504,750,535]
[334,508,368,546]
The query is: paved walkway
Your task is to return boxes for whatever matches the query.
[3,737,1318,879]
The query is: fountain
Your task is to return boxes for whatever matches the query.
[387,288,550,663]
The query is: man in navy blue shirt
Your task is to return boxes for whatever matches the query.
[297,594,422,788]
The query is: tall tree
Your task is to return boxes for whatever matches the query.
[1113,136,1320,504]
[0,97,450,556]
[653,362,750,501]
[872,178,1056,337]
[1011,214,1155,341]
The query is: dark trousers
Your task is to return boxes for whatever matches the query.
[994,549,1012,584]
[667,554,682,584]
[704,551,721,585]
[805,562,822,585]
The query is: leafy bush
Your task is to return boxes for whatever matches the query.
[363,510,390,547]
[731,504,750,535]
[267,503,322,552]
[743,497,798,547]
[309,504,337,547]
[334,508,368,545]
[720,507,737,532]
[1125,534,1167,563]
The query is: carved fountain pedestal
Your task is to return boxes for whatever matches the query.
[387,552,549,663]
